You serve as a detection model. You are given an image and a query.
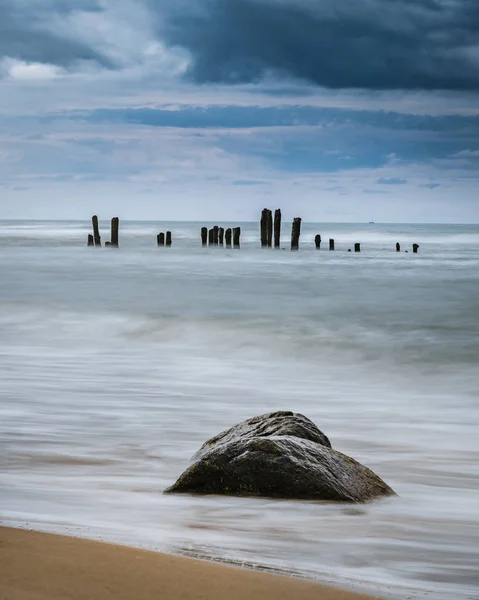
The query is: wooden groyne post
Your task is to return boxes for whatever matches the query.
[225,228,232,248]
[260,209,268,247]
[354,243,361,253]
[267,210,273,247]
[208,228,214,246]
[329,238,335,251]
[92,215,101,247]
[87,234,94,246]
[218,227,224,246]
[111,217,119,248]
[158,232,165,246]
[233,227,241,249]
[291,217,301,250]
[396,242,401,252]
[413,243,419,254]
[166,231,172,247]
[201,227,208,247]
[315,234,321,249]
[274,209,281,248]
[213,226,219,246]
[261,209,273,247]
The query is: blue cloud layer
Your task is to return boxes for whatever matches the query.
[80,105,479,133]
[63,105,479,173]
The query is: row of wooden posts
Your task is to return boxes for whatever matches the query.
[259,209,301,249]
[87,215,119,247]
[201,226,241,248]
[157,232,172,247]
[87,212,419,254]
[87,216,174,248]
[259,208,419,253]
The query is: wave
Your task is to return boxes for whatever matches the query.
[1,303,477,384]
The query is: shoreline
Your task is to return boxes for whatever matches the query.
[1,526,383,600]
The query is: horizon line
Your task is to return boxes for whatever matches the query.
[0,218,478,226]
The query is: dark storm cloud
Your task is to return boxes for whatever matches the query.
[160,0,479,90]
[0,0,113,67]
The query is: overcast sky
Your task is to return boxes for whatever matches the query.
[1,0,478,222]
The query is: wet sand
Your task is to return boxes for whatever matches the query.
[0,527,381,600]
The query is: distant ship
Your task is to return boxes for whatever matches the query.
[368,218,375,224]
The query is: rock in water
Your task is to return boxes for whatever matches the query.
[165,411,395,502]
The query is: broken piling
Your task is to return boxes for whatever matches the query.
[274,209,281,248]
[92,215,101,247]
[291,217,301,250]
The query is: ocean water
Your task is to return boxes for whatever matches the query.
[0,219,478,599]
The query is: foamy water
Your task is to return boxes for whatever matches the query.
[1,220,478,599]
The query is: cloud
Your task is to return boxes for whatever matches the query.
[0,0,113,70]
[419,182,441,189]
[376,177,408,185]
[0,58,63,80]
[449,149,479,158]
[0,1,478,222]
[4,103,478,185]
[82,105,479,133]
[161,0,479,90]
[363,188,390,194]
[232,179,268,185]
[2,0,479,93]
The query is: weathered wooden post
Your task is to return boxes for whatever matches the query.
[218,227,224,246]
[291,217,301,250]
[111,217,119,247]
[274,209,281,248]
[213,225,219,246]
[315,234,321,249]
[266,210,273,247]
[158,232,165,246]
[413,243,419,254]
[396,242,401,252]
[208,228,214,246]
[92,215,101,247]
[329,238,335,251]
[260,209,268,247]
[87,234,94,246]
[354,243,361,253]
[166,231,172,247]
[233,227,241,249]
[201,227,208,247]
[225,228,232,248]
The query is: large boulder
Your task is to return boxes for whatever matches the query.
[165,411,395,502]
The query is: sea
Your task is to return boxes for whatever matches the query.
[0,220,478,600]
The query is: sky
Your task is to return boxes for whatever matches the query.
[0,0,479,222]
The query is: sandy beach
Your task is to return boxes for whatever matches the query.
[0,527,381,600]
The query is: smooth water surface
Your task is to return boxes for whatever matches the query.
[1,220,478,599]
